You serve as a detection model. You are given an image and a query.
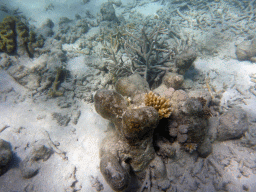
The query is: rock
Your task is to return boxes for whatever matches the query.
[20,156,40,178]
[30,144,53,161]
[235,39,256,62]
[0,139,13,176]
[100,2,119,23]
[37,19,54,37]
[182,98,204,114]
[94,89,127,126]
[156,140,176,159]
[95,89,165,191]
[217,107,249,141]
[52,112,71,126]
[162,72,184,89]
[115,73,149,98]
[175,48,197,75]
[170,90,189,116]
[100,153,130,191]
[20,143,53,178]
[208,117,219,142]
[197,138,212,158]
[188,90,212,107]
[153,84,169,97]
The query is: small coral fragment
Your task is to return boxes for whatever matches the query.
[184,143,197,153]
[145,91,171,119]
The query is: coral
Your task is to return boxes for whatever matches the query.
[94,89,169,191]
[183,143,197,153]
[0,16,44,56]
[145,91,171,119]
[0,16,16,53]
[124,25,171,85]
[48,67,64,97]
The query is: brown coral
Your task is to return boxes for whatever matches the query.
[145,91,171,119]
[0,16,44,56]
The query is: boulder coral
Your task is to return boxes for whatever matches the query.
[94,89,170,191]
[235,39,256,62]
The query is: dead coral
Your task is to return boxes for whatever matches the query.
[48,67,64,97]
[145,91,171,119]
[124,24,172,85]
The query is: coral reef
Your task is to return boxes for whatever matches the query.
[145,91,171,119]
[0,16,44,57]
[94,89,170,191]
[167,90,212,157]
[124,25,171,85]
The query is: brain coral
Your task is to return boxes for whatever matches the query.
[0,16,16,53]
[0,16,44,56]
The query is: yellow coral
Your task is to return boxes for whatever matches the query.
[184,143,197,153]
[0,16,16,53]
[0,16,44,56]
[145,91,171,119]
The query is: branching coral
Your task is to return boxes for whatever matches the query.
[145,91,171,119]
[124,24,171,85]
[101,24,175,87]
[48,67,64,97]
[100,25,134,81]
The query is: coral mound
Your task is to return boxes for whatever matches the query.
[145,91,171,119]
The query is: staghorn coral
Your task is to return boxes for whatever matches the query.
[145,91,171,119]
[48,67,64,97]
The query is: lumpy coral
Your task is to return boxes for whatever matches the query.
[94,89,170,191]
[145,91,171,119]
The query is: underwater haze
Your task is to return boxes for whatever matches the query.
[0,0,256,191]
